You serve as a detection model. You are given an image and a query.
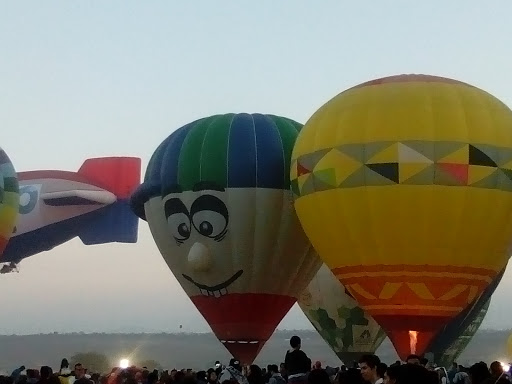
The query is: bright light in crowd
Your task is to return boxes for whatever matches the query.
[500,362,510,372]
[120,359,130,369]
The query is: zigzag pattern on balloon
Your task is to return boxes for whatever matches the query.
[291,141,512,196]
[332,264,494,319]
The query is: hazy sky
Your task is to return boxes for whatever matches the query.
[1,1,512,335]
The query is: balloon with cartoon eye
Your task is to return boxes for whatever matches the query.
[191,195,228,240]
[165,198,191,243]
[193,213,227,238]
[131,113,322,364]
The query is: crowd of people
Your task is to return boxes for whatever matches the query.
[0,336,510,384]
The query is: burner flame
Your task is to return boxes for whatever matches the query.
[409,330,418,354]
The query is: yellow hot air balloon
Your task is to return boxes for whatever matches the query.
[291,74,512,360]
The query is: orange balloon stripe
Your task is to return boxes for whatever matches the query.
[331,264,490,320]
[336,271,492,283]
[333,264,496,277]
[334,265,495,272]
[366,305,462,312]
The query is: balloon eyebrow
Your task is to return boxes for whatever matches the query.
[192,182,225,192]
[190,195,228,219]
[164,198,189,218]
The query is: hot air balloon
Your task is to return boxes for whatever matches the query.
[291,74,512,360]
[298,264,386,363]
[131,113,321,364]
[426,267,505,367]
[0,147,19,257]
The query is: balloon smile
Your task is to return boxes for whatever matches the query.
[183,270,244,297]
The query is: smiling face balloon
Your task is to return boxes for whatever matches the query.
[131,113,321,363]
[0,147,19,257]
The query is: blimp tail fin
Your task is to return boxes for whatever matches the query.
[77,157,141,245]
[78,200,139,245]
[78,157,142,199]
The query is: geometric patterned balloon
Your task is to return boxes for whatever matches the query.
[0,147,18,257]
[291,74,512,360]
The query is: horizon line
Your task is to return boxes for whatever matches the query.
[0,328,510,337]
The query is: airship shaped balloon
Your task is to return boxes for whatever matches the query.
[291,74,512,359]
[0,147,19,256]
[2,157,141,265]
[298,264,386,363]
[131,113,321,364]
[426,266,505,367]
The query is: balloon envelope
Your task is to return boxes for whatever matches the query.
[0,147,19,257]
[131,113,321,364]
[426,267,505,367]
[298,264,386,363]
[291,74,512,359]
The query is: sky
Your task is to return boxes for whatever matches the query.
[1,1,512,334]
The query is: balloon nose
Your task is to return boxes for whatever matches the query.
[187,242,212,272]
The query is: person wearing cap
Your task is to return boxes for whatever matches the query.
[218,359,249,384]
